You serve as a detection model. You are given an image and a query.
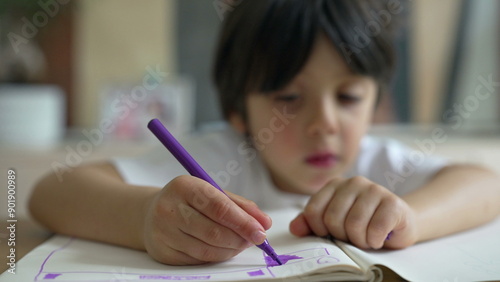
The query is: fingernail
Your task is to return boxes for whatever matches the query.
[251,230,266,245]
[266,214,272,223]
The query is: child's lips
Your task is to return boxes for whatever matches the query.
[305,153,338,168]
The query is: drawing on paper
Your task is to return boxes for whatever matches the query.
[33,237,342,281]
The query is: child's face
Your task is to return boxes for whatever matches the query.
[231,35,378,195]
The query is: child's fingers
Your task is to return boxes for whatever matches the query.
[176,176,267,245]
[153,225,245,265]
[227,191,272,230]
[289,213,313,237]
[174,229,245,263]
[146,177,254,265]
[343,185,384,249]
[366,198,398,249]
[322,182,359,242]
[201,197,267,245]
[147,238,203,265]
[147,232,211,265]
[157,246,205,265]
[302,178,344,237]
[176,205,252,250]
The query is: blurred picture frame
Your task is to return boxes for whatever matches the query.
[100,76,195,142]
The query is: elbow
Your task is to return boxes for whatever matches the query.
[493,174,500,217]
[472,166,500,218]
[28,176,45,225]
[28,173,56,230]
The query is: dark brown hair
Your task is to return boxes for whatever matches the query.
[213,0,401,120]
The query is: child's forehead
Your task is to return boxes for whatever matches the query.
[285,72,376,91]
[286,35,362,86]
[312,35,352,67]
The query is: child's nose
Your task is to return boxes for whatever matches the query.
[306,102,339,136]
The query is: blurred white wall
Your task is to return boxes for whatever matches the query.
[411,0,499,126]
[453,0,499,129]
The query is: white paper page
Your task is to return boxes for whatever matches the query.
[1,209,367,282]
[338,216,500,282]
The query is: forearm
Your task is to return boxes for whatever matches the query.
[28,162,158,250]
[402,164,500,242]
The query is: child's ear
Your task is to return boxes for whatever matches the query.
[229,112,246,134]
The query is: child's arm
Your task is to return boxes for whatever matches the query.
[401,164,500,242]
[29,162,271,265]
[290,164,500,249]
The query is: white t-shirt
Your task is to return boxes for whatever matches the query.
[112,125,448,210]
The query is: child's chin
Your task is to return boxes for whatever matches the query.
[279,184,317,196]
[305,177,337,193]
[276,178,327,195]
[298,183,325,195]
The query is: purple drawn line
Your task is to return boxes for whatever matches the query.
[316,256,340,265]
[42,273,61,279]
[34,268,269,278]
[262,247,331,264]
[266,267,276,278]
[44,252,322,279]
[32,237,316,280]
[139,275,210,280]
[283,247,331,254]
[262,247,323,277]
[265,255,302,267]
[33,240,335,280]
[34,237,75,281]
[33,266,275,279]
[262,248,340,277]
[247,269,265,277]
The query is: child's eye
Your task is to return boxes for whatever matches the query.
[338,93,361,105]
[274,93,300,103]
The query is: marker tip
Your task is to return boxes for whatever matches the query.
[276,257,283,265]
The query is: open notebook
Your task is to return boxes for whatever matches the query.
[2,208,500,282]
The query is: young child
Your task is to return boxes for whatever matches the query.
[29,0,500,266]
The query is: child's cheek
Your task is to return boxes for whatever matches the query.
[341,124,366,171]
[275,122,301,149]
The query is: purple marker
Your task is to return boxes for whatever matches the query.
[147,119,283,266]
[386,231,393,241]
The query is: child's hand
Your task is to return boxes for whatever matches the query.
[142,175,272,265]
[289,176,418,249]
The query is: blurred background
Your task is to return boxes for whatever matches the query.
[0,0,499,146]
[1,1,500,262]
